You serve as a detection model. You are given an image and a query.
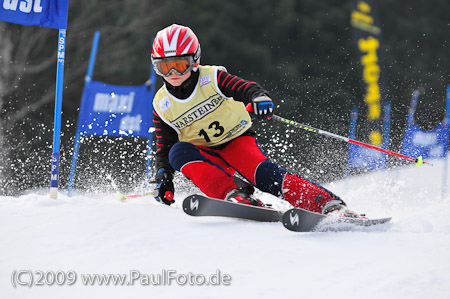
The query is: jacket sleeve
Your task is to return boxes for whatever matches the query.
[216,69,269,104]
[153,109,178,174]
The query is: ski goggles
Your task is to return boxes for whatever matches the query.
[152,56,195,77]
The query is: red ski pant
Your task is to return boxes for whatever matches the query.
[170,136,267,199]
[168,136,343,212]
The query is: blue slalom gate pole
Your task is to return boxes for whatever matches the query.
[67,31,101,196]
[50,29,67,199]
[406,90,420,126]
[442,85,450,199]
[346,107,358,179]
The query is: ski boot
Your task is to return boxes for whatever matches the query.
[322,200,365,218]
[225,187,266,207]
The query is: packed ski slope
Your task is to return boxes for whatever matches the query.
[1,160,450,299]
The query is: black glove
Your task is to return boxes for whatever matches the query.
[251,96,274,119]
[153,169,175,205]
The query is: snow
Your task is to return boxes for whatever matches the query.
[1,160,450,299]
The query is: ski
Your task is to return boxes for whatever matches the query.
[282,208,392,232]
[183,194,283,222]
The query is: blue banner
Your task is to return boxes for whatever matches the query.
[348,145,386,169]
[401,123,449,160]
[78,80,153,138]
[401,89,450,161]
[0,0,69,29]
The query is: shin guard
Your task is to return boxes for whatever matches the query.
[282,173,345,213]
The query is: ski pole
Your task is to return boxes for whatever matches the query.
[119,192,153,201]
[119,180,157,201]
[246,104,431,166]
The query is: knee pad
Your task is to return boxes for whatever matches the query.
[255,160,287,196]
[169,142,207,171]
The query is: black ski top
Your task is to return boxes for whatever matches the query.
[153,67,269,174]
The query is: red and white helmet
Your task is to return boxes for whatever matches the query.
[152,24,201,66]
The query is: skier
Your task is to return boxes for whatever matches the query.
[151,24,352,215]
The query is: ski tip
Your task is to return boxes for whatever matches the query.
[282,208,392,232]
[282,208,309,232]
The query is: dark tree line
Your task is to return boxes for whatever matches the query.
[1,0,449,195]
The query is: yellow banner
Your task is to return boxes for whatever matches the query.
[351,0,383,146]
